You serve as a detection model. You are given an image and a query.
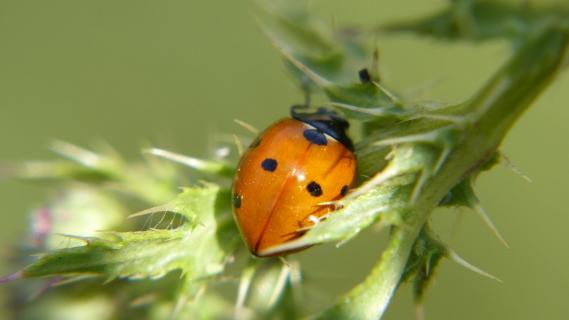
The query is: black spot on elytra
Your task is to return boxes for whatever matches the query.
[307,181,323,197]
[249,137,262,148]
[303,129,327,146]
[340,185,349,197]
[261,158,277,172]
[233,193,242,209]
[358,68,371,83]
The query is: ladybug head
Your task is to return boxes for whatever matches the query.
[290,106,354,151]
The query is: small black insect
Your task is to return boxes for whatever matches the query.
[358,68,371,83]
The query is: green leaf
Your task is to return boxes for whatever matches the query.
[257,0,405,119]
[22,185,240,284]
[401,226,446,302]
[131,183,226,223]
[23,229,190,280]
[257,0,363,84]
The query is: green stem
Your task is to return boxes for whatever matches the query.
[318,225,419,319]
[320,26,568,320]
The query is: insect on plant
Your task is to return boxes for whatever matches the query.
[1,1,569,319]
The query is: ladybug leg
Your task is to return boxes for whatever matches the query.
[300,75,312,107]
[307,215,320,225]
[289,76,313,116]
[316,200,344,210]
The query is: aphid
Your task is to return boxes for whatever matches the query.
[358,68,372,83]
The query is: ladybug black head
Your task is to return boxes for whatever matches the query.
[290,106,354,151]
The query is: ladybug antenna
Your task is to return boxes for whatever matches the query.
[290,106,354,151]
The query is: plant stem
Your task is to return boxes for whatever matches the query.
[317,225,419,319]
[319,26,568,320]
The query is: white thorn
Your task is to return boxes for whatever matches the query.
[406,113,466,125]
[434,146,451,173]
[234,119,259,135]
[500,153,533,183]
[129,203,177,220]
[268,263,291,307]
[329,102,388,116]
[372,80,402,105]
[347,166,399,199]
[449,209,465,241]
[214,146,231,159]
[232,135,244,156]
[472,202,510,248]
[234,263,256,320]
[402,77,445,101]
[410,169,429,205]
[262,27,331,86]
[145,148,207,170]
[372,131,438,147]
[287,260,302,286]
[415,301,425,320]
[448,250,502,283]
[49,140,101,167]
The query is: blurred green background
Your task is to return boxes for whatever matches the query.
[1,0,568,319]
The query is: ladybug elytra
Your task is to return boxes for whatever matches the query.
[232,107,356,256]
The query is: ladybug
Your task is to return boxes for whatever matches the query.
[232,106,356,256]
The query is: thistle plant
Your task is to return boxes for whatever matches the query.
[2,1,568,319]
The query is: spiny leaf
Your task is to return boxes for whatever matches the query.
[130,183,227,223]
[257,0,360,84]
[440,176,509,247]
[23,228,190,280]
[258,0,405,120]
[324,82,406,120]
[21,185,240,284]
[400,226,446,302]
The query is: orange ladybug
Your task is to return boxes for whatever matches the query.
[232,107,357,256]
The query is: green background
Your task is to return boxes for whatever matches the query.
[1,0,568,319]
